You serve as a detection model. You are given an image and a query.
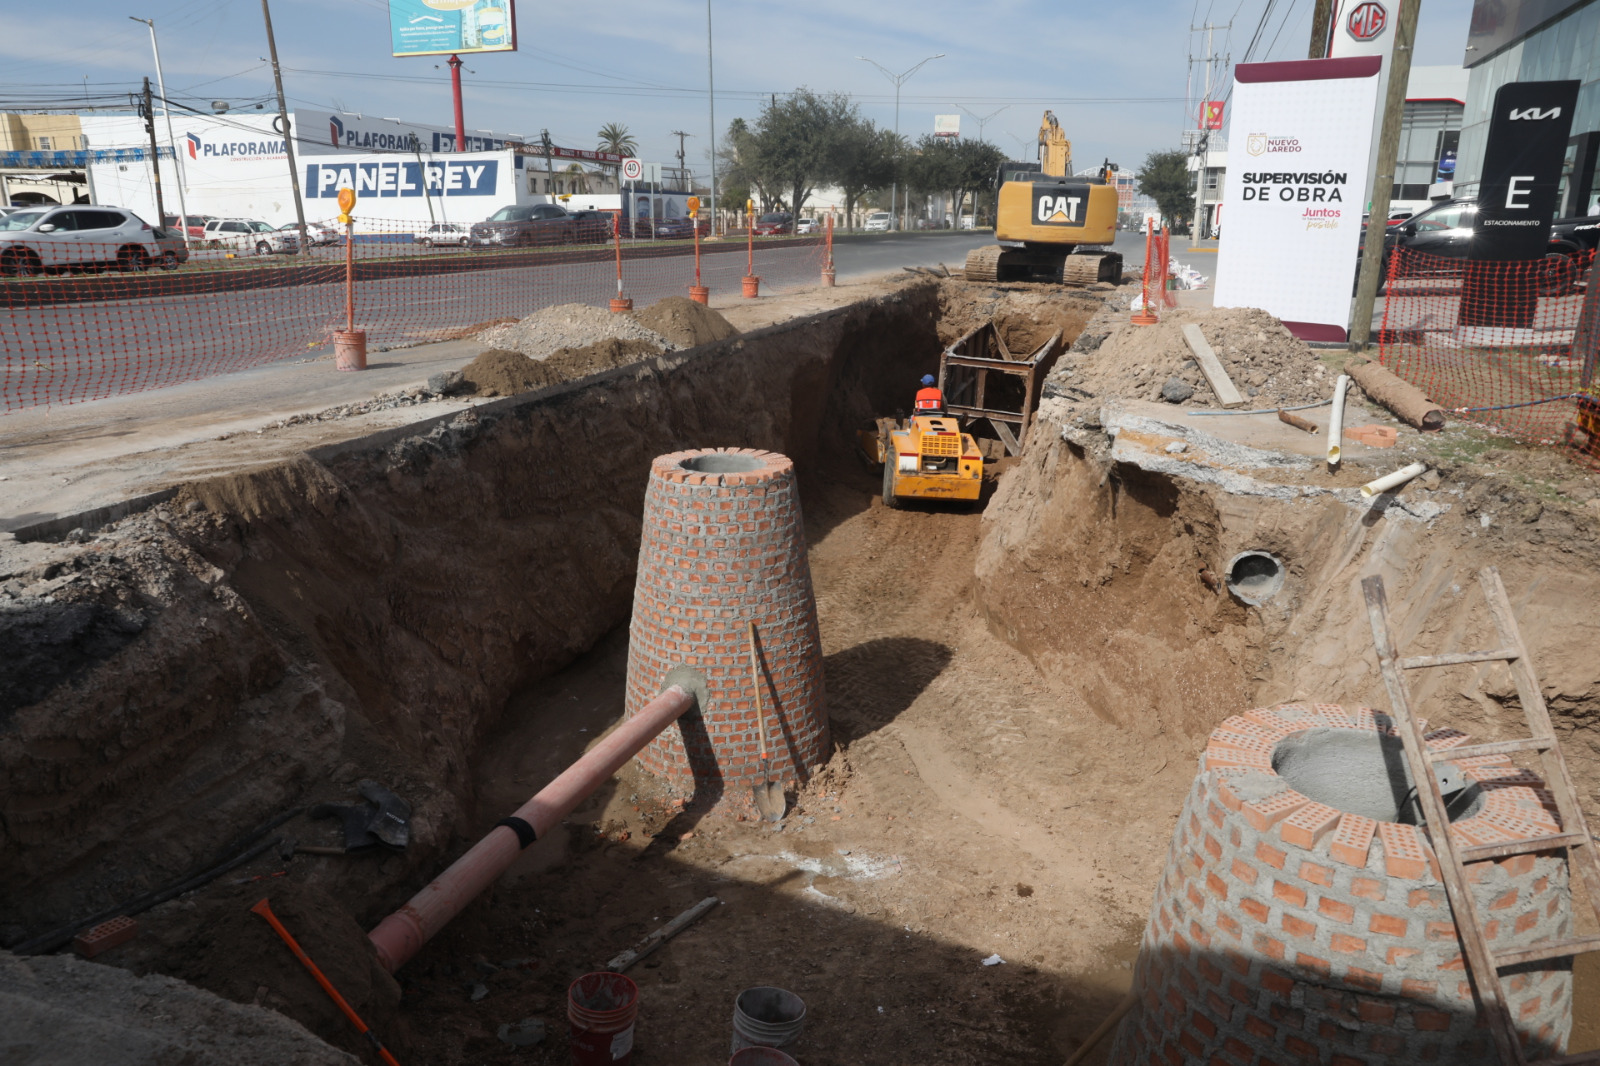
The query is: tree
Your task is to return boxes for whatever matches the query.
[1138,149,1192,227]
[904,136,1004,226]
[596,123,637,156]
[746,89,857,218]
[831,122,898,231]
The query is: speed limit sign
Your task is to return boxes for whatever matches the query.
[621,157,643,181]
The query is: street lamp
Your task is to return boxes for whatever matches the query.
[954,103,1008,142]
[856,53,944,231]
[129,16,190,243]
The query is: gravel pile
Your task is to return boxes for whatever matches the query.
[478,303,672,359]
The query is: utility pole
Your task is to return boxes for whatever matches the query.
[1308,0,1336,58]
[706,1,718,234]
[130,17,189,243]
[857,53,945,231]
[541,129,555,202]
[670,129,690,188]
[1187,21,1230,247]
[140,78,166,227]
[1349,0,1421,351]
[259,0,308,253]
[448,55,466,152]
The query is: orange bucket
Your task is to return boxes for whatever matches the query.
[742,275,761,298]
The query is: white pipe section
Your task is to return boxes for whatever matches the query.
[1326,374,1350,468]
[1361,461,1429,498]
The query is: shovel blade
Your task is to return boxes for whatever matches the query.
[753,779,786,822]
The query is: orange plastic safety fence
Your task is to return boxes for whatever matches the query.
[1376,246,1599,463]
[0,218,828,413]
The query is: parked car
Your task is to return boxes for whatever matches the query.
[278,221,341,247]
[1356,197,1600,295]
[633,216,697,239]
[570,210,615,243]
[469,203,591,247]
[202,218,298,255]
[864,211,893,232]
[752,212,793,237]
[0,205,165,275]
[795,217,819,235]
[416,222,470,247]
[162,213,214,239]
[151,226,189,269]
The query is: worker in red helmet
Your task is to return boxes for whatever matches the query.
[914,374,944,415]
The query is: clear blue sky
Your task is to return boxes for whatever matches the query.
[4,0,1476,174]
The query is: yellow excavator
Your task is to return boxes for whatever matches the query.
[965,111,1123,285]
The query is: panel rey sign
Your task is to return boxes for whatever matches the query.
[1212,56,1382,342]
[1471,80,1580,261]
[1031,184,1093,227]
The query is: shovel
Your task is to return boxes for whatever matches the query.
[747,622,786,822]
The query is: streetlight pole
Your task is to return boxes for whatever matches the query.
[955,103,1008,142]
[129,16,189,244]
[707,0,718,235]
[857,53,944,232]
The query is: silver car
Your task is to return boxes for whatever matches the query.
[279,220,341,247]
[0,205,165,275]
[202,218,298,255]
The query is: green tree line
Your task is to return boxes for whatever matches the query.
[717,89,1007,229]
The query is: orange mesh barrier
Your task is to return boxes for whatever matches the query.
[0,220,828,413]
[1377,247,1599,462]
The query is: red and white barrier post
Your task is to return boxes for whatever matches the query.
[1131,218,1158,327]
[608,210,633,312]
[742,198,760,298]
[333,187,367,369]
[688,195,709,304]
[822,213,836,287]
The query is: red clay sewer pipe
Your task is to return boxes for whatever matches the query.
[369,684,697,972]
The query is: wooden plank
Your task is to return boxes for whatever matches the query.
[1180,324,1245,408]
[1492,933,1600,969]
[992,419,1021,457]
[601,896,720,973]
[1362,575,1524,1066]
[1458,832,1589,862]
[944,354,1034,374]
[946,404,1026,423]
[1400,648,1520,669]
[1427,737,1554,762]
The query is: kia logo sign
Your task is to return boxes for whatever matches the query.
[1510,107,1562,121]
[1345,1,1387,41]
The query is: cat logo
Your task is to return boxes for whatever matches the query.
[1033,189,1084,225]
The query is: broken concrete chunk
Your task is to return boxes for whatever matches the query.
[425,370,465,397]
[1160,378,1195,404]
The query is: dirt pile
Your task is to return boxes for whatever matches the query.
[1,949,357,1065]
[460,339,665,397]
[1056,306,1336,408]
[936,279,1101,350]
[476,302,671,358]
[633,296,739,348]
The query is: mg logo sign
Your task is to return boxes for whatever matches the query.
[1345,1,1387,41]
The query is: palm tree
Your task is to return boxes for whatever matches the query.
[597,123,637,157]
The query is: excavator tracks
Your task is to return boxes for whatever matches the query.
[964,245,1003,282]
[962,246,1122,287]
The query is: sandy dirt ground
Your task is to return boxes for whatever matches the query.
[372,447,1202,1066]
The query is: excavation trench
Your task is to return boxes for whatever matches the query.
[4,279,1600,1064]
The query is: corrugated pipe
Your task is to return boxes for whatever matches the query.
[368,683,699,973]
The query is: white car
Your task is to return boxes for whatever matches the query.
[203,218,298,255]
[0,205,164,275]
[417,222,470,247]
[279,220,341,247]
[864,211,893,232]
[795,217,819,235]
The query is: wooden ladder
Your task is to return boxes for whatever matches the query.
[1363,567,1600,1065]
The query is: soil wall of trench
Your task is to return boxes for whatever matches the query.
[975,396,1600,802]
[0,283,941,938]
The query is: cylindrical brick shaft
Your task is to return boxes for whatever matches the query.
[1111,702,1573,1066]
[624,448,828,806]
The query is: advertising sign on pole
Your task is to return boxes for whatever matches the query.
[389,0,516,58]
[933,115,960,139]
[1199,101,1225,131]
[1212,56,1382,342]
[1470,80,1580,262]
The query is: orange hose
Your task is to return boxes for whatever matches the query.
[252,899,402,1066]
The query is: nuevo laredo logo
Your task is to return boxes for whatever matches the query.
[1246,133,1301,156]
[1346,1,1388,42]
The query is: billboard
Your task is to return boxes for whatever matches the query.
[1199,100,1225,130]
[305,158,501,199]
[389,0,516,57]
[1212,56,1383,342]
[933,114,960,139]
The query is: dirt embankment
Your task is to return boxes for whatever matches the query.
[0,281,940,944]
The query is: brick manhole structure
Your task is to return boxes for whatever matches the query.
[1111,702,1573,1065]
[623,447,828,807]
